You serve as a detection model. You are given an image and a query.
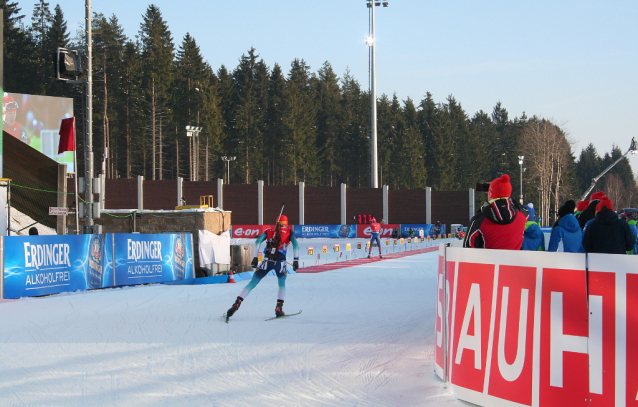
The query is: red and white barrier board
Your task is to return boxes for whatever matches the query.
[435,245,638,407]
[356,224,398,238]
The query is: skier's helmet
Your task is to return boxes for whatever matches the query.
[371,217,376,223]
[278,215,288,226]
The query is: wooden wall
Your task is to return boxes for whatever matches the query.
[98,180,471,229]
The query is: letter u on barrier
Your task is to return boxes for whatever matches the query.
[497,287,529,382]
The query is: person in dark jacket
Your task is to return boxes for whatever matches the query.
[577,191,604,229]
[582,198,634,254]
[522,203,545,251]
[464,174,528,250]
[548,200,584,253]
[575,200,589,217]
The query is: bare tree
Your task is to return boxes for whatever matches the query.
[604,173,625,208]
[520,118,573,226]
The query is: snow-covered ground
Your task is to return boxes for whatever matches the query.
[0,248,466,407]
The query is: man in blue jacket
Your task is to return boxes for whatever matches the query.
[548,200,584,253]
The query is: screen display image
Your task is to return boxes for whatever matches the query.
[3,92,74,172]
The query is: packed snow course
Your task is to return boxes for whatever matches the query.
[0,240,466,407]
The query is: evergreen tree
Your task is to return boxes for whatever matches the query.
[468,110,495,185]
[282,59,318,185]
[172,33,209,180]
[92,13,127,178]
[339,70,368,188]
[3,0,36,94]
[121,40,144,178]
[575,143,601,195]
[29,0,53,94]
[426,98,455,189]
[376,94,394,187]
[45,4,70,96]
[138,5,174,180]
[264,63,286,185]
[313,61,341,186]
[393,97,426,189]
[231,48,267,184]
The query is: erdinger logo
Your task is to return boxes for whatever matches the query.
[234,227,261,238]
[87,234,104,289]
[91,237,101,260]
[173,234,186,280]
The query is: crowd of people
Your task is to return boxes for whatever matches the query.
[463,173,637,255]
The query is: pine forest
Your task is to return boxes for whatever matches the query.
[3,1,637,216]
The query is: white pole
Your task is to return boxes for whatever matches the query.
[370,2,378,188]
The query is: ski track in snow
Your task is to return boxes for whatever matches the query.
[0,247,468,406]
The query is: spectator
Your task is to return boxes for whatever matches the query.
[463,174,528,250]
[28,227,39,235]
[548,200,584,253]
[392,227,399,239]
[577,191,605,229]
[582,197,634,254]
[628,219,638,254]
[522,203,545,251]
[575,200,589,216]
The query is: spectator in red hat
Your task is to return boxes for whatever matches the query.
[582,197,634,254]
[463,174,528,250]
[575,200,589,215]
[577,191,605,229]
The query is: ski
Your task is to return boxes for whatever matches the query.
[265,310,302,321]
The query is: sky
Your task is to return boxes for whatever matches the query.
[18,0,638,173]
[0,246,465,406]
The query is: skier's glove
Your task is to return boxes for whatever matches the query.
[293,258,299,271]
[251,257,259,268]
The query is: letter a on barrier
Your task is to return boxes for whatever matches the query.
[456,283,482,369]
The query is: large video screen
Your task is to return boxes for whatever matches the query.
[3,92,74,172]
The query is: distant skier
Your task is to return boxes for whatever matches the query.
[225,214,299,320]
[367,218,383,259]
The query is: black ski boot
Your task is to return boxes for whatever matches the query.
[275,300,285,318]
[226,296,243,319]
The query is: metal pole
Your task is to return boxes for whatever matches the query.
[370,2,378,189]
[84,0,94,234]
[520,162,523,204]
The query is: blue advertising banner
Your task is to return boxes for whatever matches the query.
[400,224,446,238]
[293,225,357,238]
[3,234,108,299]
[3,233,193,299]
[114,233,194,286]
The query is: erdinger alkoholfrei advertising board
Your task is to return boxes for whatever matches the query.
[3,234,109,299]
[3,233,193,299]
[114,233,193,285]
[293,224,357,238]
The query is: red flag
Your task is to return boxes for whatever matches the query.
[58,117,76,154]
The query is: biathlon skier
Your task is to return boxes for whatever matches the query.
[367,218,383,259]
[225,214,299,320]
